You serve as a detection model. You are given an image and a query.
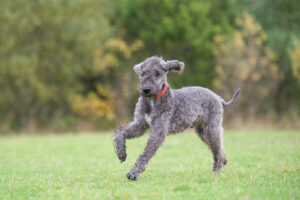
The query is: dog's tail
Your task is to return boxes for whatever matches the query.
[221,88,240,106]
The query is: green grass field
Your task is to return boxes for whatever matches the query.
[0,130,299,200]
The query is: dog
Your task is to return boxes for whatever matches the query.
[114,56,240,180]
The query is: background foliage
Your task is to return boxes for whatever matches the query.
[214,13,281,119]
[0,0,299,132]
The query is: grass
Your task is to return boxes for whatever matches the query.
[0,130,299,200]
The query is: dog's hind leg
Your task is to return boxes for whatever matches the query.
[206,125,227,173]
[195,125,208,145]
[196,125,227,173]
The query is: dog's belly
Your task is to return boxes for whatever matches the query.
[168,111,206,134]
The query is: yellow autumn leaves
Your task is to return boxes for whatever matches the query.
[291,38,300,82]
[214,13,282,115]
[71,39,143,120]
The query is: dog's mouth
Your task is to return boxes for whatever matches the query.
[141,93,154,98]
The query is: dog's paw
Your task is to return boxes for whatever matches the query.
[126,171,139,181]
[213,168,221,174]
[118,151,127,163]
[213,158,227,174]
[115,141,127,163]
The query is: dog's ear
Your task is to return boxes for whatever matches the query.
[163,60,185,74]
[133,63,142,75]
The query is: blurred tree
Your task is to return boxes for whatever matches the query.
[1,0,299,131]
[233,0,300,117]
[72,38,143,122]
[115,0,238,89]
[290,37,300,83]
[0,0,132,131]
[214,13,281,119]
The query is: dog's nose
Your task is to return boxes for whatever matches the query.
[143,88,151,94]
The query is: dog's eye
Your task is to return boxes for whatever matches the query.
[154,71,160,77]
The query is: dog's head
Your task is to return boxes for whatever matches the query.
[133,56,184,98]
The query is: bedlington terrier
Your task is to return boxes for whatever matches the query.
[114,56,240,181]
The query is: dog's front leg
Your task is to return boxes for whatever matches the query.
[115,120,148,163]
[126,116,169,180]
[114,98,148,163]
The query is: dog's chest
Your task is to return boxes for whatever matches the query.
[145,100,154,125]
[145,114,152,125]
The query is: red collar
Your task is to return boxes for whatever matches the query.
[155,84,168,100]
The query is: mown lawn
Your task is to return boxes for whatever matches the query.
[0,130,299,200]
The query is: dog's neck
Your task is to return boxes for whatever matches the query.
[144,82,172,111]
[155,83,168,100]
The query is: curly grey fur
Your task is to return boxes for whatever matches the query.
[114,56,240,181]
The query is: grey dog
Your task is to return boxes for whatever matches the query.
[114,56,240,180]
